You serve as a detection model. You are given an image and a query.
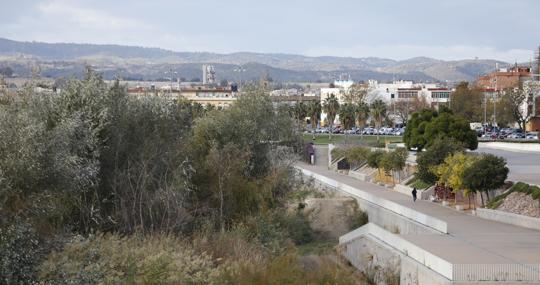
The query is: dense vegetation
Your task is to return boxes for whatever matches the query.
[331,145,408,183]
[0,70,368,284]
[403,107,477,151]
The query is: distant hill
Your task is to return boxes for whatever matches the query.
[0,38,508,82]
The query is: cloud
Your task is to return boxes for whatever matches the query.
[36,0,151,31]
[304,44,535,63]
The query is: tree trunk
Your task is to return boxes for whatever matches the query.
[480,192,485,208]
[329,120,332,141]
[218,174,225,232]
[376,120,380,142]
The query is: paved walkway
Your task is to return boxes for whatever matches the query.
[298,162,540,264]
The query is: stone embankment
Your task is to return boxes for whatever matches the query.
[497,192,540,218]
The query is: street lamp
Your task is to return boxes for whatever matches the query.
[233,66,246,90]
[165,68,178,97]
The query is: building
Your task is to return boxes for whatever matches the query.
[202,65,216,85]
[127,85,237,108]
[476,65,532,91]
[368,80,451,108]
[319,79,354,125]
[524,80,540,131]
[180,85,237,108]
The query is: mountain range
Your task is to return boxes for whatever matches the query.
[0,38,507,82]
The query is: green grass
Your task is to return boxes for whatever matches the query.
[296,239,337,256]
[303,134,403,146]
[406,177,432,190]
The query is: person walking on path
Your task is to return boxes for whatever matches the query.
[412,187,417,202]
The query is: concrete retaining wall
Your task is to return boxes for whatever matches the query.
[348,165,377,182]
[298,167,448,234]
[476,208,540,231]
[341,223,453,281]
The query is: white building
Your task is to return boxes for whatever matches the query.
[320,79,355,125]
[367,80,451,108]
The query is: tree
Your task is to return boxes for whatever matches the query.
[338,103,356,130]
[463,154,509,207]
[394,96,430,124]
[450,82,484,122]
[343,84,367,104]
[403,109,437,150]
[355,101,369,128]
[380,147,408,183]
[370,99,387,142]
[404,107,477,151]
[206,142,249,231]
[219,79,228,87]
[323,94,340,140]
[416,138,464,184]
[425,110,478,150]
[306,100,321,139]
[367,150,385,179]
[293,102,307,129]
[501,88,531,130]
[433,152,476,202]
[0,66,13,77]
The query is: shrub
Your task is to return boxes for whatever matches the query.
[367,150,385,169]
[238,210,314,253]
[404,108,477,151]
[38,233,220,285]
[416,138,464,184]
[0,221,45,285]
[350,210,369,230]
[282,213,314,245]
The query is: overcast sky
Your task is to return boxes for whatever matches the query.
[1,0,539,62]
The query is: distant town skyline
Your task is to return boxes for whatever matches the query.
[1,0,539,63]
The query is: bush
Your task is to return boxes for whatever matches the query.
[416,138,464,184]
[0,221,45,285]
[350,210,369,230]
[238,210,314,253]
[367,150,385,169]
[407,178,432,190]
[404,108,477,151]
[38,233,220,285]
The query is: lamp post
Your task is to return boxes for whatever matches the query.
[233,66,246,91]
[165,68,177,98]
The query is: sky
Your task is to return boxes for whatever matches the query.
[1,0,539,62]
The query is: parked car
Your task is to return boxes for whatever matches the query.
[526,132,539,140]
[393,128,405,136]
[508,132,526,139]
[362,127,375,135]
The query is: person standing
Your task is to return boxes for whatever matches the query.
[412,187,417,202]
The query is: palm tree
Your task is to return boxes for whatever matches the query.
[355,101,370,139]
[306,100,321,140]
[370,99,387,142]
[293,102,307,130]
[338,103,356,142]
[323,94,340,140]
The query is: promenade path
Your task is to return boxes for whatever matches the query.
[298,162,540,265]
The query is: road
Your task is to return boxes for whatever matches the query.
[473,146,540,186]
